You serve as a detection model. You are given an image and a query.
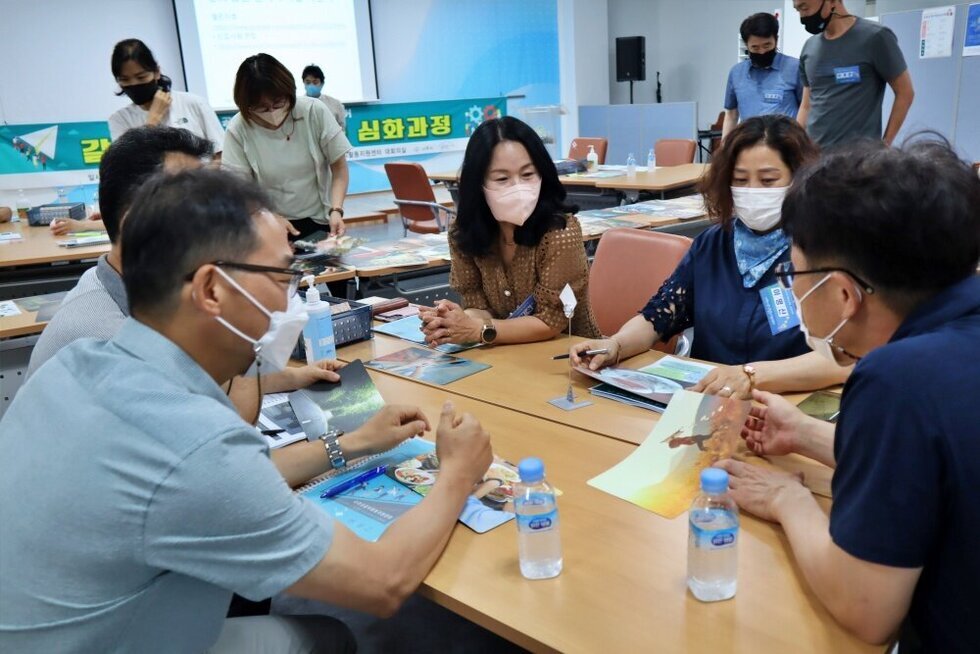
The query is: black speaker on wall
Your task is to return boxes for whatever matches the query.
[616,36,646,82]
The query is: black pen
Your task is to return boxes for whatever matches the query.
[552,348,609,360]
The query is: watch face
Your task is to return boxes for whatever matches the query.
[482,325,497,343]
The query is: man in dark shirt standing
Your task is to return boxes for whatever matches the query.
[793,0,914,146]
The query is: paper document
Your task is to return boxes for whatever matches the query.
[0,300,23,317]
[920,5,956,58]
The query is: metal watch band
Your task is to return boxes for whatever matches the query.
[319,429,347,469]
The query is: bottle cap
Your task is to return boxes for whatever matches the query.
[302,275,320,306]
[700,467,729,494]
[518,457,544,483]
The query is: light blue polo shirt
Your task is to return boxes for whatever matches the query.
[724,52,803,120]
[0,319,333,653]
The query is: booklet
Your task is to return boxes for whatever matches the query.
[588,390,750,518]
[796,390,842,423]
[291,360,387,434]
[298,439,525,540]
[366,346,490,385]
[297,439,435,542]
[372,315,479,354]
[258,361,385,448]
[387,452,524,533]
[576,356,715,410]
[258,394,309,449]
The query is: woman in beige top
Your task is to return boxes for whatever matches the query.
[223,54,351,239]
[421,117,600,347]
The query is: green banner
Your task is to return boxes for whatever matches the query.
[346,97,506,159]
[0,122,111,174]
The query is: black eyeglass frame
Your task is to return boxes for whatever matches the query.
[183,260,305,297]
[774,261,875,295]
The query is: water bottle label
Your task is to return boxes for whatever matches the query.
[690,522,737,550]
[516,508,558,533]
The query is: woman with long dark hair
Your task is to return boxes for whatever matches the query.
[421,116,599,347]
[108,39,224,156]
[571,115,851,397]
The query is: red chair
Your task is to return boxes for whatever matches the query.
[384,162,456,235]
[588,227,692,353]
[568,137,608,164]
[654,139,697,166]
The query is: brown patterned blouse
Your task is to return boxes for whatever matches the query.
[448,215,601,338]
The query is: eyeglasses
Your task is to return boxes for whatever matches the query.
[252,98,290,114]
[774,261,875,294]
[185,260,305,297]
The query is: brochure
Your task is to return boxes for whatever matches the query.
[366,346,490,385]
[372,315,479,354]
[588,391,750,518]
[292,360,387,434]
[576,356,715,409]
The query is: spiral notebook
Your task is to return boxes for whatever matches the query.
[296,438,435,542]
[296,437,518,539]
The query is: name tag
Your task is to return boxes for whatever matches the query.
[760,284,800,336]
[508,294,536,319]
[763,91,783,104]
[834,65,862,84]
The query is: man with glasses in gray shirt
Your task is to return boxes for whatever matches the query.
[0,169,492,652]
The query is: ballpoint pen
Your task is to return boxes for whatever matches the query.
[320,465,388,499]
[552,348,609,360]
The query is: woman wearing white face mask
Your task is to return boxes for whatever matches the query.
[223,54,351,239]
[572,115,851,398]
[420,117,600,347]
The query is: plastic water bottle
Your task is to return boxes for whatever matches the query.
[687,468,738,601]
[626,152,637,178]
[647,148,656,170]
[15,189,30,221]
[57,187,67,204]
[514,457,562,579]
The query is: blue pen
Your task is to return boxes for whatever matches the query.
[320,465,388,499]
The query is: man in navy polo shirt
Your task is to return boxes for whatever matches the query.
[722,13,804,140]
[717,139,980,651]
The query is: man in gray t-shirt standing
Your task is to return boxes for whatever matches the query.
[794,0,914,146]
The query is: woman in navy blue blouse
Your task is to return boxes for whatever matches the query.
[571,115,851,398]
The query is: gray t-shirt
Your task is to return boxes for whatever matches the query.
[800,17,907,146]
[0,319,333,653]
[26,255,129,378]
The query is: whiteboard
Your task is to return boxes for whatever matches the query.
[173,0,379,111]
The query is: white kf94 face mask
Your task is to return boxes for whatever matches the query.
[213,267,309,375]
[731,185,789,232]
[793,273,857,363]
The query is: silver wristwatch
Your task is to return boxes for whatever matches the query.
[319,429,347,470]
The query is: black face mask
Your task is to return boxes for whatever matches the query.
[800,0,830,34]
[749,49,777,68]
[121,80,159,106]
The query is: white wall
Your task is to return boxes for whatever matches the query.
[607,0,778,127]
[559,0,611,154]
[0,0,186,124]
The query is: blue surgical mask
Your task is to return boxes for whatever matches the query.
[305,84,322,98]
